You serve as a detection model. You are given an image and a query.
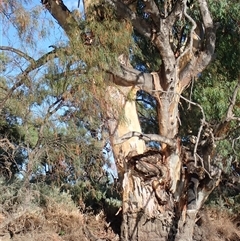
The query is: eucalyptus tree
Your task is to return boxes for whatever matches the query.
[1,0,240,240]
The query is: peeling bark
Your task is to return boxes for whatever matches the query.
[105,85,146,159]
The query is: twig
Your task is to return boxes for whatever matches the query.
[195,153,212,179]
[180,95,206,166]
[232,136,240,155]
[226,77,240,120]
[0,46,35,64]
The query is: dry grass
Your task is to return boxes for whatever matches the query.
[0,185,239,241]
[195,208,240,241]
[0,187,119,241]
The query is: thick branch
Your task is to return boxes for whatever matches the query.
[41,0,80,40]
[107,65,153,92]
[142,0,160,27]
[40,1,156,93]
[198,0,215,55]
[114,131,176,148]
[152,1,182,86]
[180,0,217,89]
[109,0,152,39]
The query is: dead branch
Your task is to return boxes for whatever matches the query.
[114,131,176,148]
[180,95,206,165]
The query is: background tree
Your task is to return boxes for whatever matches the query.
[0,0,239,241]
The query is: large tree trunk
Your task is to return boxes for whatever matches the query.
[40,1,221,240]
[119,135,221,241]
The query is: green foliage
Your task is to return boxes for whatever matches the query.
[193,77,237,122]
[69,179,121,212]
[131,32,162,72]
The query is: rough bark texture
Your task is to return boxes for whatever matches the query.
[40,1,222,240]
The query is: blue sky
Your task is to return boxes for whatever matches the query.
[1,0,83,52]
[0,0,85,120]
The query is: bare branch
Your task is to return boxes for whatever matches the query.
[180,0,217,90]
[226,77,240,121]
[107,65,154,92]
[180,95,206,165]
[195,153,212,179]
[176,0,197,77]
[0,46,35,64]
[198,0,216,58]
[214,77,240,137]
[114,131,176,148]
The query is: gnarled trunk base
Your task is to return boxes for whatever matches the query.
[120,148,221,241]
[120,150,179,241]
[121,211,177,241]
